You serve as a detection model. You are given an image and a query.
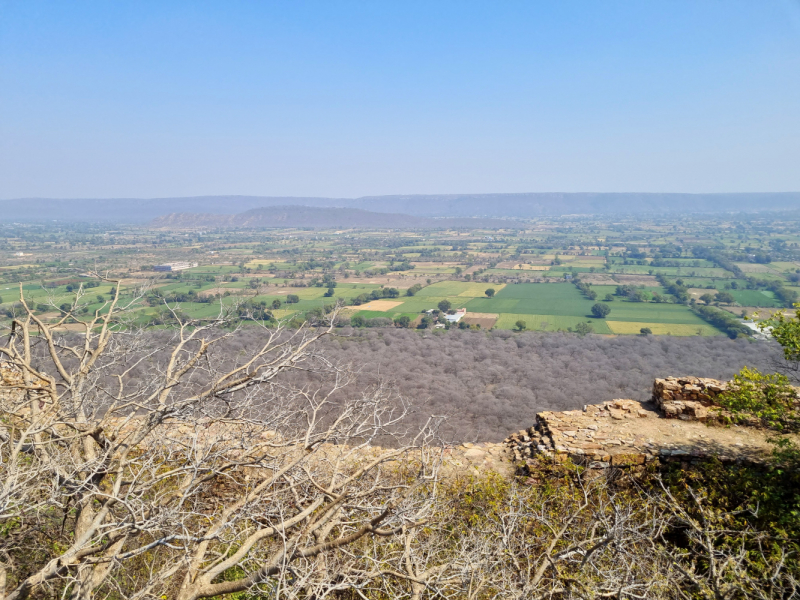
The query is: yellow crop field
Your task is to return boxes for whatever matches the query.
[606,321,719,336]
[356,300,404,311]
[456,282,506,297]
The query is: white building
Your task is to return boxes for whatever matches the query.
[153,262,198,272]
[444,308,467,323]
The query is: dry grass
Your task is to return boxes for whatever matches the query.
[612,274,659,286]
[462,312,499,319]
[496,262,550,271]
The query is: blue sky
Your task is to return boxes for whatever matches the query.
[1,1,799,198]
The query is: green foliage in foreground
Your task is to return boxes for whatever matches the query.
[760,302,800,365]
[717,367,799,430]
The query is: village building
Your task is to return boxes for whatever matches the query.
[444,308,467,323]
[153,262,198,272]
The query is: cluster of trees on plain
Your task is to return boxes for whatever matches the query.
[350,287,401,305]
[276,328,782,441]
[97,316,782,443]
[692,305,752,339]
[147,288,215,305]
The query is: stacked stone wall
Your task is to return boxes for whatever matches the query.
[652,376,727,421]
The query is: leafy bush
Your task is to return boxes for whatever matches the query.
[759,304,800,366]
[715,291,735,304]
[406,284,423,296]
[717,367,799,430]
[394,315,410,328]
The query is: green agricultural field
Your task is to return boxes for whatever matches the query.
[616,266,728,277]
[673,278,748,289]
[651,259,717,267]
[469,283,595,316]
[394,296,467,313]
[463,297,520,313]
[180,302,229,319]
[415,281,472,297]
[770,261,800,272]
[415,281,505,298]
[591,285,665,298]
[730,290,780,307]
[599,302,710,324]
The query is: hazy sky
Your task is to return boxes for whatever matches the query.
[1,1,799,199]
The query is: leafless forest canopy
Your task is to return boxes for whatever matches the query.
[215,328,780,442]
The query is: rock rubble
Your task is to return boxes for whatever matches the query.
[505,399,659,470]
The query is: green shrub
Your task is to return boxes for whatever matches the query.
[717,366,798,430]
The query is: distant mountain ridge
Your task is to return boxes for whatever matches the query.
[1,192,799,222]
[149,206,512,229]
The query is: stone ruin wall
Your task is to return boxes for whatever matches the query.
[504,376,784,474]
[653,376,728,421]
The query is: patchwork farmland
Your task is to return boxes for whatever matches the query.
[342,281,716,335]
[1,211,798,337]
